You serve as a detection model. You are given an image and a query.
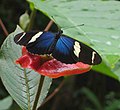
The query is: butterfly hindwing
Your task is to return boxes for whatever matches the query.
[52,35,102,65]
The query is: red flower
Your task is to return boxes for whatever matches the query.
[16,47,91,78]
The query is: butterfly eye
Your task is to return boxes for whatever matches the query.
[60,30,63,33]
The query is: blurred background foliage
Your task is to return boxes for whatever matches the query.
[0,0,120,110]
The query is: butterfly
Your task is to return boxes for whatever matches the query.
[14,30,102,65]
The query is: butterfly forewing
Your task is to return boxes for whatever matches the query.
[14,31,56,55]
[26,32,56,55]
[14,31,38,46]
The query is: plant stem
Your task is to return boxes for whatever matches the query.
[26,9,37,31]
[40,79,65,107]
[0,18,9,36]
[32,75,45,110]
[24,69,31,110]
[44,20,54,31]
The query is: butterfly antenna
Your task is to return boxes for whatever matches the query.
[51,16,85,32]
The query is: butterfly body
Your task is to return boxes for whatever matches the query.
[14,30,102,65]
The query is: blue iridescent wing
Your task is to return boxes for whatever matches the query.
[52,35,102,65]
[52,36,76,63]
[14,31,55,54]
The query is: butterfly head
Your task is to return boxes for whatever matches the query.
[55,29,63,39]
[58,29,63,35]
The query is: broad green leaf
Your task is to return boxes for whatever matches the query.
[27,0,120,80]
[0,26,52,110]
[0,96,13,110]
[92,62,118,80]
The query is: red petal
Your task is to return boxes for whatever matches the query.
[38,59,91,78]
[16,47,91,78]
[16,54,42,70]
[22,46,28,55]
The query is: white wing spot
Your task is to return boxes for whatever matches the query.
[28,32,43,43]
[74,41,81,57]
[92,51,96,64]
[17,32,26,42]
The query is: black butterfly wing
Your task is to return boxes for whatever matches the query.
[14,31,38,46]
[52,35,102,65]
[14,31,55,55]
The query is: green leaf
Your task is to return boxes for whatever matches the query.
[92,62,118,80]
[105,99,120,110]
[0,26,52,110]
[19,12,30,30]
[0,96,13,110]
[81,87,102,110]
[27,0,120,80]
